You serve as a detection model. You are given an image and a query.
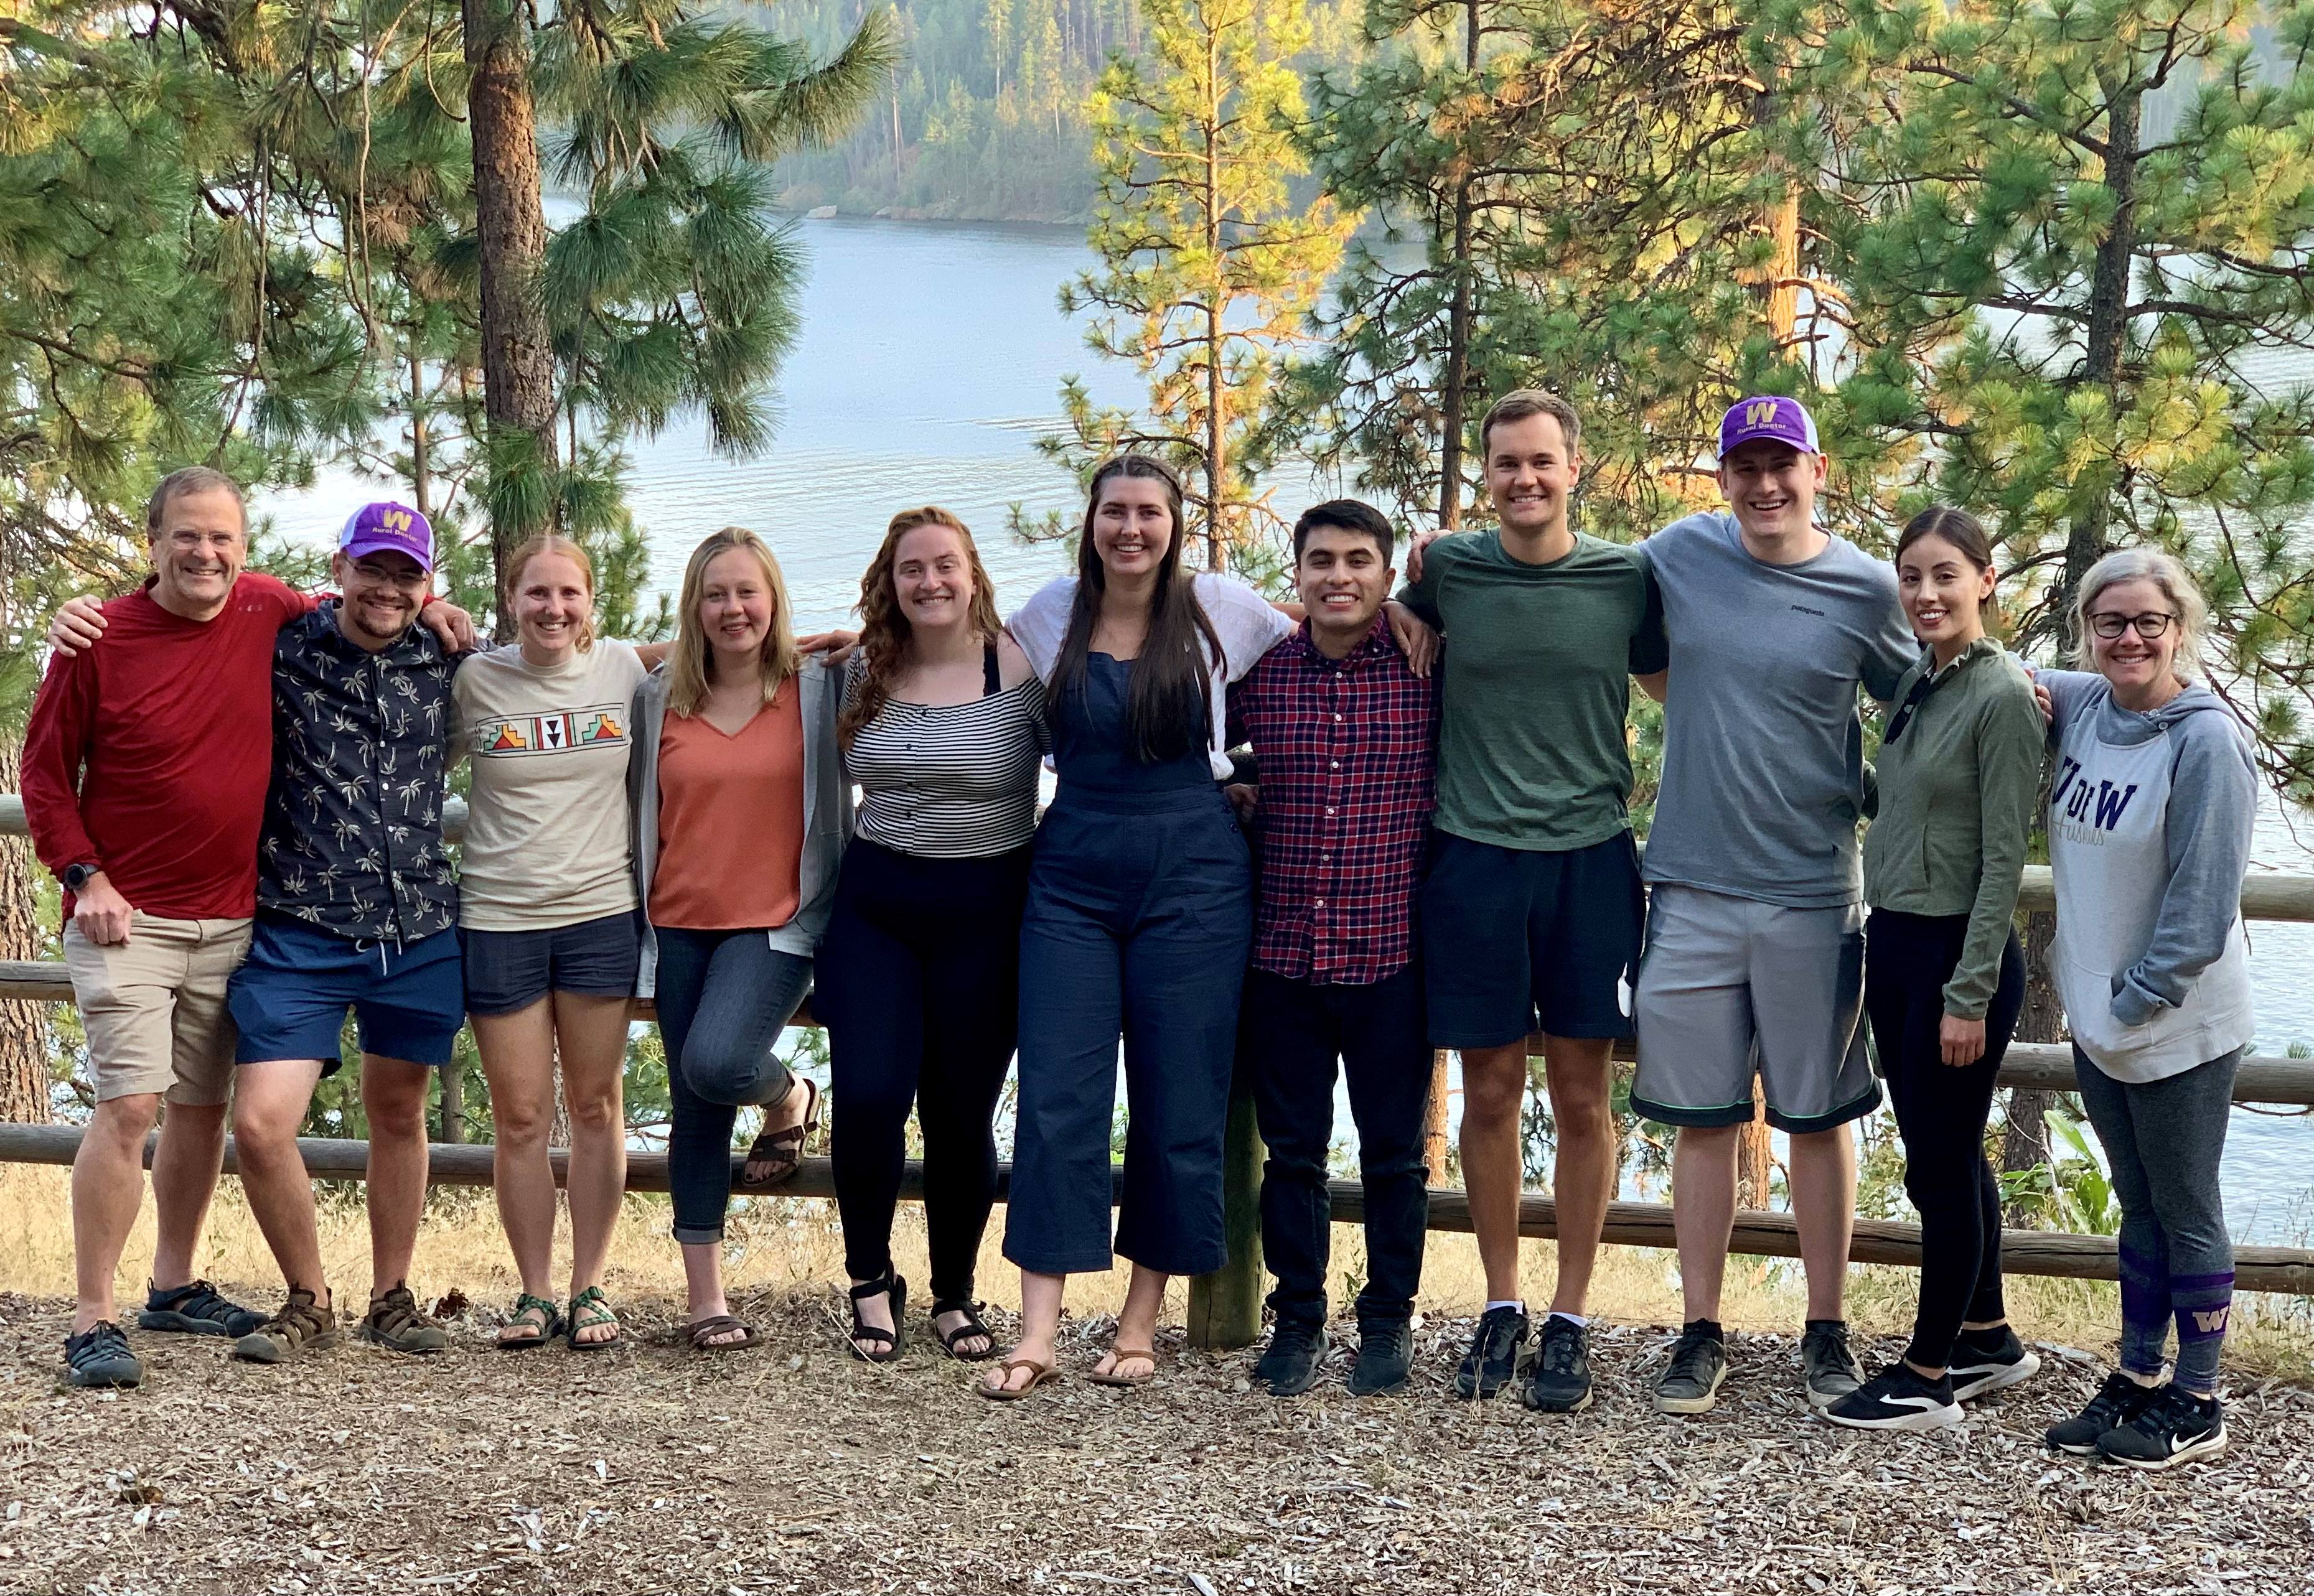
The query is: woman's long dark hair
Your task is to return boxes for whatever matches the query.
[1896,503,2000,628]
[1050,455,1224,763]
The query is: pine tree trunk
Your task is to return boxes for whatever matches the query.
[0,739,49,1122]
[1423,1050,1452,1183]
[1435,1,1480,531]
[1999,912,2066,1220]
[462,0,560,626]
[1736,1079,1774,1209]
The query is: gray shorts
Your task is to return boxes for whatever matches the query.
[1630,884,1879,1134]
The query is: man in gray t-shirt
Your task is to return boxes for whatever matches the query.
[1631,396,1916,1419]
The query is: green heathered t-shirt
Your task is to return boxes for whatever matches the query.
[1397,530,1667,852]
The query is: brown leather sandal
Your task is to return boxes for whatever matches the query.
[739,1077,820,1188]
[977,1355,1062,1401]
[685,1314,757,1351]
[1085,1345,1158,1388]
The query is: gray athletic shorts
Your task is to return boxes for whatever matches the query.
[1629,884,1880,1134]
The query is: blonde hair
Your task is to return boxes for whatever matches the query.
[840,507,1000,749]
[2072,546,2211,683]
[668,526,800,717]
[504,533,598,651]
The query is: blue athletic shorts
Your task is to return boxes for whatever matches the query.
[229,915,465,1070]
[461,910,642,1017]
[1420,828,1643,1049]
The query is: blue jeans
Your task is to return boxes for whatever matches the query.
[653,926,815,1243]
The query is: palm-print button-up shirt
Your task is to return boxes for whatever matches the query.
[257,604,460,942]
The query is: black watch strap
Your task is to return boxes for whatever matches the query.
[63,862,100,892]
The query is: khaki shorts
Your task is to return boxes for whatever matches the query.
[63,914,255,1106]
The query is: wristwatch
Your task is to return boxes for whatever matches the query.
[62,862,101,892]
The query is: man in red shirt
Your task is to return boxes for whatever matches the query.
[27,469,470,1389]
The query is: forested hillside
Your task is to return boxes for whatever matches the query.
[764,0,1362,221]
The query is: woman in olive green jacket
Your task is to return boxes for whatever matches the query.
[1827,506,2048,1433]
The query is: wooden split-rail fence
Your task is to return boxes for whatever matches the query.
[1,796,2309,1345]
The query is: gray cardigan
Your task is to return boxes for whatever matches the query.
[627,658,852,999]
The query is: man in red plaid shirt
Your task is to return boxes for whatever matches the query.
[1229,499,1441,1399]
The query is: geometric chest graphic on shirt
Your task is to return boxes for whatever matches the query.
[475,702,629,757]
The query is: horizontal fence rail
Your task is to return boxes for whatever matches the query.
[0,1123,2307,1295]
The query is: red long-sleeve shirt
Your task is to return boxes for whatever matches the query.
[22,574,312,922]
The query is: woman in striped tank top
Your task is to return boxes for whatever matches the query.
[814,507,1046,1364]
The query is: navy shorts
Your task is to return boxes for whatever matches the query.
[229,915,465,1071]
[462,910,642,1017]
[1420,828,1643,1049]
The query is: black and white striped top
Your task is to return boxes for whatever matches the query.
[841,650,1047,857]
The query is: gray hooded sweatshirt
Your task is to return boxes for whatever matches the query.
[2041,668,2257,1081]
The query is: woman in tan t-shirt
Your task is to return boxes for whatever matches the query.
[629,527,850,1351]
[455,535,665,1353]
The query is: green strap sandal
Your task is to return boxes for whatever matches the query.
[497,1294,559,1352]
[566,1286,622,1353]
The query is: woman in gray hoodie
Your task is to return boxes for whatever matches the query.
[2036,548,2256,1471]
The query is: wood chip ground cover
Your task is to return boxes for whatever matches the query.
[1,1292,2308,1594]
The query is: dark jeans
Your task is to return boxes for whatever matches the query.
[1241,964,1432,1327]
[2072,1043,2239,1394]
[653,926,815,1244]
[816,840,1030,1305]
[1864,912,2025,1370]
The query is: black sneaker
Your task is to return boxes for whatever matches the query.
[2045,1370,2163,1455]
[1453,1305,1529,1400]
[1947,1325,2041,1402]
[1824,1362,1961,1431]
[357,1284,449,1354]
[63,1322,142,1389]
[233,1289,340,1365]
[1522,1315,1594,1414]
[1347,1318,1413,1397]
[2096,1386,2227,1470]
[139,1279,263,1339]
[1653,1319,1727,1416]
[1802,1319,1863,1409]
[1252,1320,1329,1398]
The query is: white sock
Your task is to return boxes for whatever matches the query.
[1484,1299,1525,1315]
[1548,1312,1588,1328]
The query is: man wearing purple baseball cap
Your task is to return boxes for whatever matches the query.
[1629,396,1916,1418]
[222,498,472,1366]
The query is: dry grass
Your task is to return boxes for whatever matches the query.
[6,1168,2314,1592]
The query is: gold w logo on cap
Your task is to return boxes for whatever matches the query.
[1746,399,1779,427]
[380,510,413,531]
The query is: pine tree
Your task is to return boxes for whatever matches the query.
[1042,0,1356,567]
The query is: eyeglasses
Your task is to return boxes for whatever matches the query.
[2087,610,2176,641]
[349,559,428,593]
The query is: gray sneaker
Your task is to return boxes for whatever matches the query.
[1802,1319,1863,1409]
[1654,1320,1727,1415]
[357,1284,449,1354]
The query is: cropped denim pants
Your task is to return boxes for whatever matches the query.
[653,926,815,1244]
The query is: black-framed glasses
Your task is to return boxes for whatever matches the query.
[2088,610,2176,641]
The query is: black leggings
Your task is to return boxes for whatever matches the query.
[1863,910,2026,1370]
[814,839,1031,1305]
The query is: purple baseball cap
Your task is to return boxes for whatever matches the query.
[1717,395,1820,461]
[339,501,435,572]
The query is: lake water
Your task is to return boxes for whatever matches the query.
[260,214,2314,1245]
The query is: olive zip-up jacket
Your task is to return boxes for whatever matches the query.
[1862,636,2047,1019]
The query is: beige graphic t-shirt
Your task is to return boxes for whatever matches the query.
[452,640,649,931]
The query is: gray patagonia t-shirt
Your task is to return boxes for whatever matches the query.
[1642,511,1915,907]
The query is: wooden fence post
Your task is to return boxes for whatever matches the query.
[1187,1061,1265,1350]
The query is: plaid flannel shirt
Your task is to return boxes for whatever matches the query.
[1229,615,1439,985]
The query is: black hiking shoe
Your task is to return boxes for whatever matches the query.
[233,1290,340,1365]
[1253,1320,1329,1398]
[2045,1370,2163,1455]
[1522,1315,1594,1414]
[1824,1362,1961,1431]
[357,1284,449,1354]
[1347,1318,1413,1397]
[1802,1319,1863,1409]
[1454,1305,1529,1401]
[139,1279,263,1339]
[64,1322,142,1389]
[1947,1325,2041,1402]
[2096,1386,2227,1470]
[1653,1319,1727,1416]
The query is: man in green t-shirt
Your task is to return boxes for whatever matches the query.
[1396,390,1667,1414]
